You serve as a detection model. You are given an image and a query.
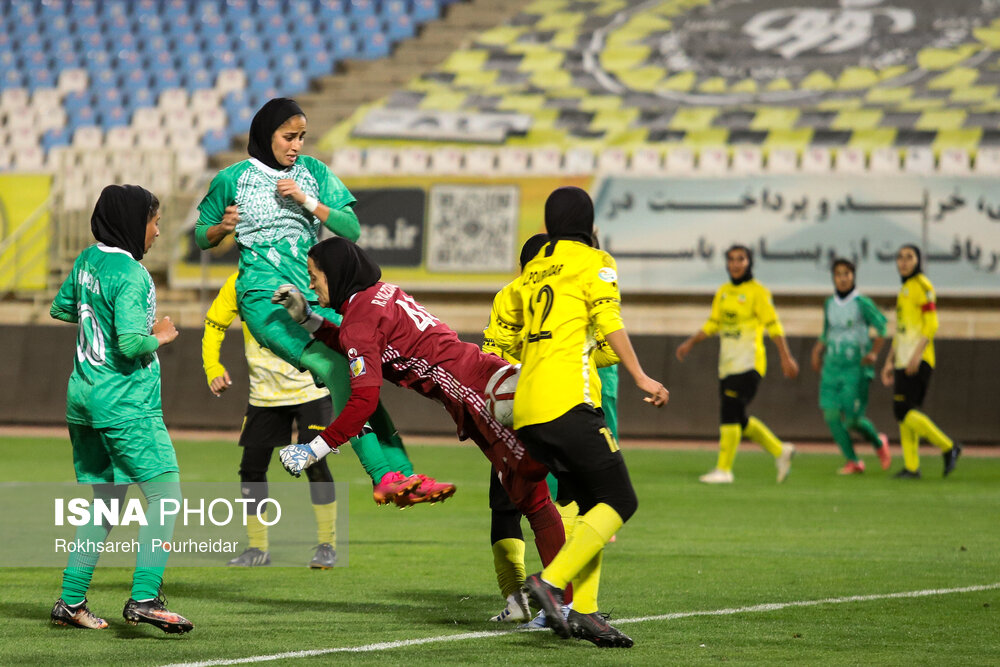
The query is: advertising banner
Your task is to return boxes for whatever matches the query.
[172,174,591,292]
[593,174,1000,296]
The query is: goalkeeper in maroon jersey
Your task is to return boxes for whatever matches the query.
[272,237,565,565]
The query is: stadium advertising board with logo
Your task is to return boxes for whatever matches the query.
[593,174,1000,296]
[171,175,591,291]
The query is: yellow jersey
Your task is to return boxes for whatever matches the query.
[893,273,938,369]
[202,272,329,407]
[702,279,785,379]
[484,278,621,368]
[500,240,624,428]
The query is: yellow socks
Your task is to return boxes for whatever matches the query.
[899,422,920,471]
[717,424,742,471]
[556,500,579,540]
[903,410,954,453]
[571,550,603,614]
[313,501,337,545]
[744,416,784,457]
[247,512,269,551]
[492,538,526,598]
[542,503,622,591]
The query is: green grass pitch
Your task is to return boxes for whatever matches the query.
[0,435,997,665]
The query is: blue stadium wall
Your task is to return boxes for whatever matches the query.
[1,324,997,444]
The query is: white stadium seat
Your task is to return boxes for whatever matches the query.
[902,146,934,174]
[665,146,696,173]
[731,146,764,174]
[363,147,398,174]
[158,88,189,112]
[563,147,596,173]
[869,147,900,173]
[215,69,247,96]
[497,147,530,174]
[72,126,103,150]
[331,147,363,175]
[398,148,429,173]
[530,147,563,174]
[629,147,663,174]
[974,146,1000,174]
[698,146,729,174]
[766,148,798,173]
[833,147,866,173]
[596,148,627,173]
[132,107,163,131]
[465,148,497,173]
[800,146,831,173]
[428,147,463,174]
[938,147,970,174]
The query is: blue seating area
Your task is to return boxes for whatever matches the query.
[0,0,461,172]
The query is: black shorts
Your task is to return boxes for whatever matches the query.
[516,404,623,476]
[719,370,761,426]
[892,361,933,421]
[238,397,332,449]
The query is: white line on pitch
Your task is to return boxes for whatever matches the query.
[162,583,1000,667]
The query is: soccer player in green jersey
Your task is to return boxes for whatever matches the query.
[49,185,192,634]
[195,98,453,505]
[810,259,892,474]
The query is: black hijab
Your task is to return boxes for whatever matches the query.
[519,233,549,270]
[308,238,382,311]
[898,244,922,283]
[90,184,153,260]
[247,98,305,171]
[831,258,856,299]
[544,187,594,246]
[726,244,754,285]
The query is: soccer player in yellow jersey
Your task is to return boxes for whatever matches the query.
[879,245,962,478]
[500,187,668,648]
[676,245,799,484]
[203,272,337,568]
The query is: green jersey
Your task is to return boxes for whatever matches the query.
[52,244,162,427]
[195,155,356,300]
[820,291,887,370]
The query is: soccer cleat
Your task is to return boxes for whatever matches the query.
[698,468,734,484]
[776,443,796,483]
[519,605,570,630]
[279,444,317,478]
[309,542,337,569]
[567,610,634,648]
[837,460,865,475]
[876,433,892,470]
[372,471,421,506]
[489,591,531,622]
[894,468,922,479]
[523,573,570,639]
[394,474,457,507]
[227,547,270,567]
[943,442,963,477]
[123,594,193,634]
[51,598,108,630]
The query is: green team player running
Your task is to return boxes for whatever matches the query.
[195,97,453,504]
[810,259,891,474]
[49,184,193,634]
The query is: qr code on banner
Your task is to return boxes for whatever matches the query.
[427,185,518,273]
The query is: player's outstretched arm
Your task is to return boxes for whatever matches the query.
[604,328,669,407]
[676,330,708,362]
[772,335,800,379]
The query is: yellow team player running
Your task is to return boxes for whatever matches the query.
[879,244,962,478]
[499,187,669,648]
[676,244,799,484]
[202,272,337,567]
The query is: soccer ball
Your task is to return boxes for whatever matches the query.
[484,363,520,427]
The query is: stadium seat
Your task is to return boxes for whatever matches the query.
[8,127,41,151]
[56,68,88,95]
[72,126,104,150]
[903,147,935,174]
[563,148,596,174]
[216,69,247,96]
[869,147,901,173]
[530,147,563,174]
[331,147,364,175]
[398,148,430,173]
[176,145,208,176]
[0,87,29,113]
[136,127,168,150]
[363,147,399,174]
[202,128,231,154]
[766,148,799,174]
[973,147,1000,174]
[629,147,664,174]
[465,148,498,173]
[105,127,135,149]
[497,147,530,174]
[833,147,866,173]
[196,107,227,134]
[698,147,729,174]
[800,147,832,173]
[428,147,463,175]
[132,108,163,131]
[731,146,764,174]
[12,145,46,172]
[938,147,971,174]
[158,88,189,112]
[597,148,628,173]
[664,146,697,175]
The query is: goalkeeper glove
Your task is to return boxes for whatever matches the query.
[271,284,322,332]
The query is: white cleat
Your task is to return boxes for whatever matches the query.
[518,604,570,630]
[489,591,531,623]
[699,468,734,484]
[776,443,796,483]
[279,444,317,477]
